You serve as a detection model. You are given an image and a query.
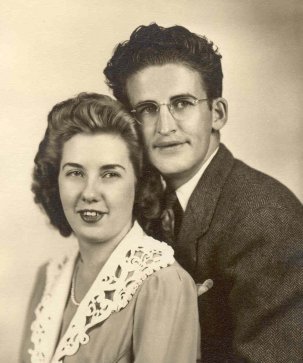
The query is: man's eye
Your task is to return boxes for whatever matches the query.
[66,170,83,177]
[137,103,158,115]
[173,98,195,109]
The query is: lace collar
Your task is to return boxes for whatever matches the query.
[29,222,174,363]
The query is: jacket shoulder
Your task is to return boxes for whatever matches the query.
[227,156,302,211]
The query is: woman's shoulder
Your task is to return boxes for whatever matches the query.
[29,253,70,304]
[133,261,198,318]
[32,262,48,291]
[25,262,49,315]
[150,261,195,285]
[141,232,196,290]
[139,260,197,300]
[20,262,50,361]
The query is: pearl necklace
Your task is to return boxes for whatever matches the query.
[70,263,80,307]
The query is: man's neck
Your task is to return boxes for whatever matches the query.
[166,140,220,190]
[171,146,219,211]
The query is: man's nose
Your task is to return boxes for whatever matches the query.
[156,104,177,135]
[81,178,100,202]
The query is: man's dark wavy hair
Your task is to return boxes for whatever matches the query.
[32,93,162,237]
[104,23,223,108]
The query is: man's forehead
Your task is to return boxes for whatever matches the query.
[126,63,205,104]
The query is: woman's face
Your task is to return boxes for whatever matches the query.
[58,132,136,246]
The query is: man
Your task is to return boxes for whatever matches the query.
[104,23,303,362]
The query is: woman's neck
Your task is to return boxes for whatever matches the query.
[71,221,133,304]
[76,221,133,280]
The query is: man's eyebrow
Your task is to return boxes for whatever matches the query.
[170,93,197,100]
[133,99,156,107]
[134,93,197,106]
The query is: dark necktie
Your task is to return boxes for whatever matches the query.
[161,189,183,244]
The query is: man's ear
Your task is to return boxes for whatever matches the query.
[211,98,228,131]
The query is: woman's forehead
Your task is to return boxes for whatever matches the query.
[61,133,132,167]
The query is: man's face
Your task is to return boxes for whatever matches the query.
[126,63,223,188]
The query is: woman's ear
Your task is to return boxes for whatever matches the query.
[211,98,228,131]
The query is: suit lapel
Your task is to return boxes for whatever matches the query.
[174,144,234,273]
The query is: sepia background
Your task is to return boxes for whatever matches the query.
[1,0,302,361]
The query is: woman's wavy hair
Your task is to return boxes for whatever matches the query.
[104,23,223,108]
[32,93,162,237]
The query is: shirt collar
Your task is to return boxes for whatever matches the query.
[176,147,219,211]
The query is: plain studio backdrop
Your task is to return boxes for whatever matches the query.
[1,0,302,361]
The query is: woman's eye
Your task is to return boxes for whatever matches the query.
[66,170,83,177]
[103,172,120,179]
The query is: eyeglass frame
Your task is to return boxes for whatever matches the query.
[130,96,209,124]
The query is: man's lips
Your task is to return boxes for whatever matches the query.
[77,209,107,223]
[153,140,187,150]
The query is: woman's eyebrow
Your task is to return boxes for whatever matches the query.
[61,163,126,171]
[100,164,126,171]
[61,162,83,170]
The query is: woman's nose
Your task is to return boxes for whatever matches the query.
[81,178,100,203]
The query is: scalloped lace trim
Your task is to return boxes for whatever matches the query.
[29,222,174,363]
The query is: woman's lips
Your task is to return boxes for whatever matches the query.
[78,210,105,223]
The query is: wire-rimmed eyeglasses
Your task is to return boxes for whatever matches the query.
[130,96,208,124]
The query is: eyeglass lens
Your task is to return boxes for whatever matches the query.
[134,97,202,123]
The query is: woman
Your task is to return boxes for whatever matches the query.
[20,93,200,363]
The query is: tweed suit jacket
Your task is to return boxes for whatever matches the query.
[171,143,303,362]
